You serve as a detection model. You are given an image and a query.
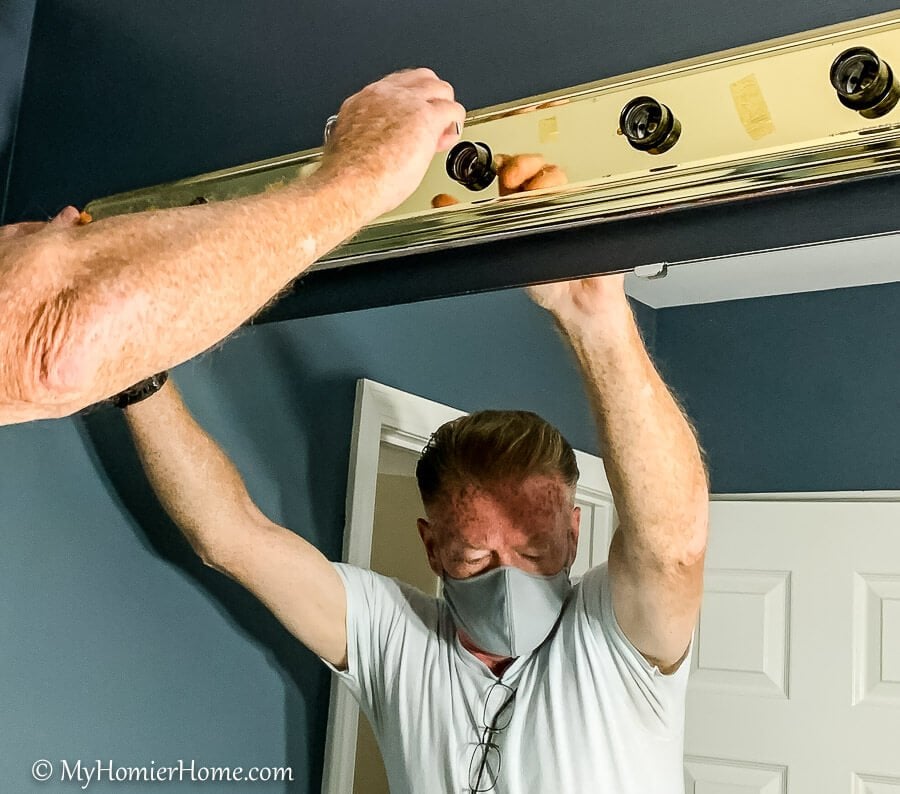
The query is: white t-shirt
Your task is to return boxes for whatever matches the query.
[328,561,691,794]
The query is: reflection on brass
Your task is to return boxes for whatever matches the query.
[86,11,900,270]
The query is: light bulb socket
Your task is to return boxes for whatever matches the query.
[446,141,496,191]
[619,96,681,154]
[830,47,900,119]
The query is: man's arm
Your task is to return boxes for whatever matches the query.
[530,275,708,672]
[123,379,348,668]
[0,68,465,426]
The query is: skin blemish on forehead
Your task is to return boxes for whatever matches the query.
[425,474,577,577]
[431,476,569,535]
[484,476,571,525]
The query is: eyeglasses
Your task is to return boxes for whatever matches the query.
[467,682,517,793]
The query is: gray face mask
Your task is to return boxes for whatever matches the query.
[442,565,572,658]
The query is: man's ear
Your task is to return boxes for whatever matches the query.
[417,518,443,577]
[567,505,581,568]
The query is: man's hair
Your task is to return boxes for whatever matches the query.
[415,410,579,507]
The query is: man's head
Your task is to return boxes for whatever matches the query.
[415,410,581,581]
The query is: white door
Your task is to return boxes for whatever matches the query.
[684,498,900,793]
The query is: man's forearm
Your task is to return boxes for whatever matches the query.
[124,377,350,667]
[0,68,467,425]
[123,380,260,562]
[559,298,708,566]
[0,170,369,420]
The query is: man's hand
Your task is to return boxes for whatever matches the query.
[0,206,88,240]
[494,153,568,197]
[431,152,567,209]
[431,152,629,331]
[527,273,629,330]
[320,68,466,221]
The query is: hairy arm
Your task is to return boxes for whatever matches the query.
[0,175,366,424]
[532,276,708,671]
[123,380,348,667]
[0,68,465,425]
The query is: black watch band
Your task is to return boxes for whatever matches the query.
[112,371,169,409]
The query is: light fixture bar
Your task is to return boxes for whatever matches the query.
[86,12,900,269]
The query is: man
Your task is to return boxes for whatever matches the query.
[122,164,708,791]
[0,68,465,426]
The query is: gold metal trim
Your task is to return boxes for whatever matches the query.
[86,12,900,269]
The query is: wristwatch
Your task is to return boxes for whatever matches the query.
[112,371,169,409]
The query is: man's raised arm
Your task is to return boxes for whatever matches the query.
[123,379,349,668]
[529,274,709,673]
[0,69,465,426]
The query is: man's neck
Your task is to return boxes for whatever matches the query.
[458,631,517,678]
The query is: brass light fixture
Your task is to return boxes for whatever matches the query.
[86,12,900,270]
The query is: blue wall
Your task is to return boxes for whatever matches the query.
[655,282,900,494]
[0,0,36,221]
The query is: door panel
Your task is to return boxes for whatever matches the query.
[685,500,900,793]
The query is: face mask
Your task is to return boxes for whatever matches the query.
[442,565,572,658]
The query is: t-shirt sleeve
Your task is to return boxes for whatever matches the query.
[580,562,693,735]
[321,562,408,712]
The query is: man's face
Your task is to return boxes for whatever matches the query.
[417,474,580,580]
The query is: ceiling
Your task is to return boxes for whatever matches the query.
[625,231,900,308]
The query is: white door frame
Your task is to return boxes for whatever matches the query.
[320,378,612,794]
[321,379,466,794]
